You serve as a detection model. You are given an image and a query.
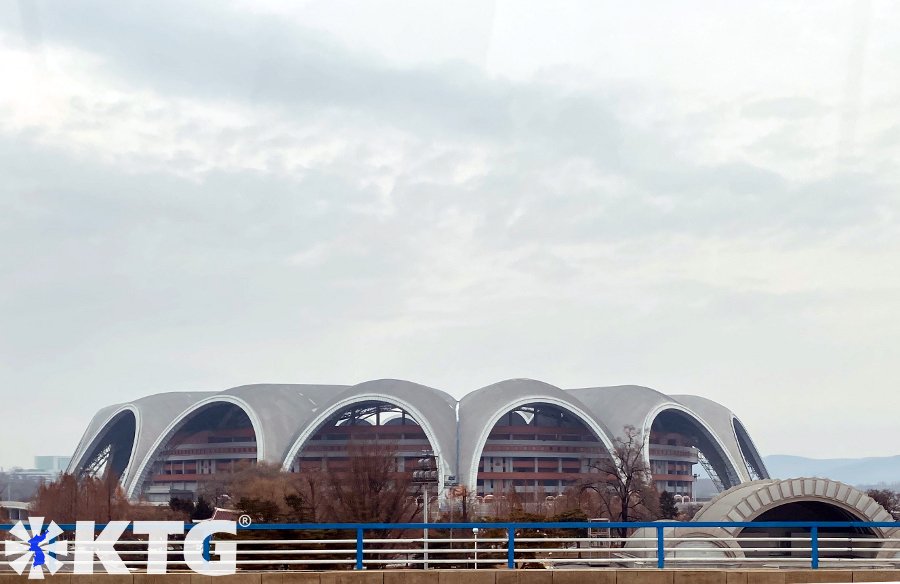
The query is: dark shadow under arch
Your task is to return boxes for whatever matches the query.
[290,400,435,475]
[738,501,878,559]
[77,409,137,483]
[475,401,609,502]
[651,409,741,491]
[733,417,769,480]
[135,401,257,501]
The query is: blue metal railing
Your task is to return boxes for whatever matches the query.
[3,520,899,571]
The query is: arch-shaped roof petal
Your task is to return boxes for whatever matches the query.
[671,394,771,482]
[279,379,458,485]
[459,378,616,490]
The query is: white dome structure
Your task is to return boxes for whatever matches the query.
[68,379,769,502]
[631,478,900,564]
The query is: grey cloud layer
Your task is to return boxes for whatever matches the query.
[4,2,891,243]
[1,1,899,467]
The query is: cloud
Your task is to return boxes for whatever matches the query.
[1,1,900,465]
[0,1,517,141]
[742,97,829,119]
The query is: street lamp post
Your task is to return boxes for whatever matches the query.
[413,451,439,570]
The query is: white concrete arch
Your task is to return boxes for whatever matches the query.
[695,478,897,537]
[657,478,900,561]
[626,525,744,560]
[69,404,141,487]
[125,395,265,499]
[643,402,744,489]
[280,393,449,491]
[467,395,617,493]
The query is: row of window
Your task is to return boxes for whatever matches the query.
[484,446,601,454]
[486,434,596,442]
[163,447,256,455]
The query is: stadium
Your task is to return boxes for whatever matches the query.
[67,378,769,504]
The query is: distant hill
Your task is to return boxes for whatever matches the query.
[763,454,900,487]
[694,478,720,500]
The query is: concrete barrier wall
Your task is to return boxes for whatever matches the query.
[4,571,900,584]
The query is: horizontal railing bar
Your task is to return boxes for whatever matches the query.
[223,540,358,544]
[231,549,358,555]
[662,558,814,562]
[664,558,899,563]
[349,559,492,565]
[508,548,642,553]
[370,550,499,555]
[42,536,899,544]
[45,559,354,565]
[82,547,878,557]
[233,560,357,565]
[363,538,508,544]
[30,547,895,554]
[31,537,900,547]
[365,557,655,565]
[819,540,900,544]
[363,549,507,554]
[7,521,898,530]
[28,560,900,569]
[514,540,632,544]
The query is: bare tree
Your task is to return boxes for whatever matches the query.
[442,485,478,522]
[196,461,312,521]
[192,446,420,525]
[867,488,900,519]
[579,425,660,538]
[31,474,179,523]
[317,440,421,523]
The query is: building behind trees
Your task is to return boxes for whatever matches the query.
[67,378,769,507]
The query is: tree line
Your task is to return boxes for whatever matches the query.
[19,426,706,527]
[24,426,899,527]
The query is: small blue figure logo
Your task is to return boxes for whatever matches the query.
[28,530,49,568]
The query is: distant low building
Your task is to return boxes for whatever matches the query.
[0,500,30,521]
[0,469,55,507]
[34,456,71,474]
[0,455,71,506]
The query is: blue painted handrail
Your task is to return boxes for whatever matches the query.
[3,520,898,571]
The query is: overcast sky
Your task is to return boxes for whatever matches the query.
[1,1,899,469]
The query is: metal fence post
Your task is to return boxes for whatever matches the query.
[356,528,364,570]
[656,525,665,569]
[810,526,818,570]
[423,486,429,570]
[507,527,515,569]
